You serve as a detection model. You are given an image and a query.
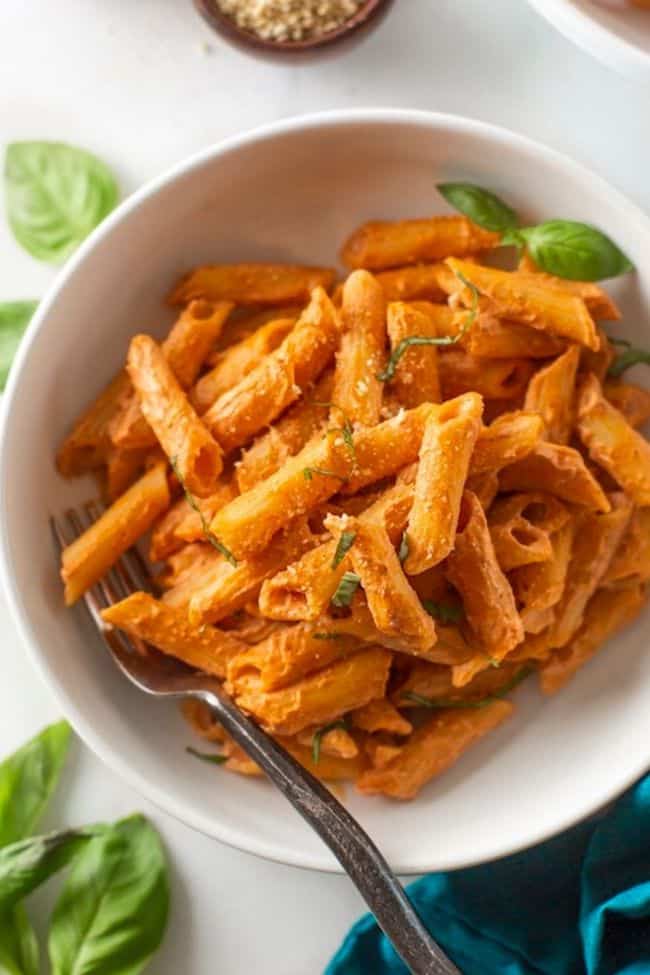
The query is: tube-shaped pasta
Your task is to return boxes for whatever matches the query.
[191,316,297,414]
[101,591,245,678]
[351,699,413,736]
[341,402,435,494]
[540,585,645,694]
[187,519,313,625]
[470,411,544,474]
[517,253,621,321]
[57,370,131,477]
[331,270,387,426]
[603,381,650,429]
[127,335,222,496]
[104,446,147,501]
[332,516,438,658]
[601,508,650,589]
[385,302,441,407]
[581,327,615,383]
[111,300,233,449]
[341,216,499,270]
[466,317,566,360]
[446,258,600,350]
[375,264,449,302]
[168,263,336,306]
[150,480,238,562]
[295,725,359,759]
[60,463,170,604]
[202,288,340,452]
[548,494,633,650]
[524,345,581,444]
[439,348,534,401]
[488,492,569,572]
[159,544,224,607]
[236,371,333,493]
[446,492,524,663]
[231,647,391,736]
[259,481,414,621]
[357,700,513,800]
[396,659,525,708]
[499,442,610,512]
[576,372,650,506]
[510,518,575,613]
[404,393,483,573]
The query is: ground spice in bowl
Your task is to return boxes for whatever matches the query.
[216,0,364,42]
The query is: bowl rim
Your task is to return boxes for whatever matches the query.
[526,0,650,83]
[2,107,650,874]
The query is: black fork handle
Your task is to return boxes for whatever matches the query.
[190,677,462,975]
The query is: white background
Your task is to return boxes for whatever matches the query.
[1,1,650,970]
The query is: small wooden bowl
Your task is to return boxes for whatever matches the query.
[194,0,395,59]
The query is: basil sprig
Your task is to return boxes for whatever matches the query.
[422,599,465,624]
[438,181,633,281]
[0,723,170,974]
[5,141,119,264]
[607,338,650,379]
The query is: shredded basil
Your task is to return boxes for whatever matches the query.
[422,599,465,624]
[186,747,227,766]
[402,665,533,710]
[170,458,237,566]
[332,531,356,569]
[311,719,348,764]
[331,571,361,608]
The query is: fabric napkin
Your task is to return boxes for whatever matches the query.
[326,777,650,975]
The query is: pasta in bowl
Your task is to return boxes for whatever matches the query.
[2,111,650,872]
[56,196,649,802]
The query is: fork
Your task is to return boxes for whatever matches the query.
[53,503,463,975]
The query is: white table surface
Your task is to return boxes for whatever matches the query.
[1,0,650,970]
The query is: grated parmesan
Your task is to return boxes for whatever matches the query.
[217,0,364,42]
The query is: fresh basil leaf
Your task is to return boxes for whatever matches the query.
[0,302,37,391]
[331,571,361,609]
[607,345,650,379]
[422,600,464,624]
[437,182,519,233]
[518,220,633,281]
[48,814,169,975]
[312,719,348,765]
[5,142,119,264]
[186,747,227,766]
[0,906,39,975]
[0,721,71,849]
[332,531,356,569]
[0,828,101,912]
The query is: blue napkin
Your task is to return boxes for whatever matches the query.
[326,777,650,975]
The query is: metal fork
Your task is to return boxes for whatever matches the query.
[52,504,462,975]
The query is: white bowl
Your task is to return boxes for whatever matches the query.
[527,0,650,83]
[1,109,649,874]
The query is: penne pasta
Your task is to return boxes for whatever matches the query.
[331,270,387,425]
[375,264,449,302]
[357,700,513,799]
[439,348,534,401]
[169,263,336,306]
[385,302,442,408]
[524,344,581,444]
[510,518,575,614]
[446,491,524,665]
[201,287,340,452]
[603,380,650,429]
[404,393,483,573]
[60,463,170,604]
[341,216,499,270]
[517,253,621,321]
[601,508,650,589]
[127,334,223,496]
[470,411,544,474]
[576,372,650,506]
[466,316,566,360]
[57,370,131,477]
[446,258,600,351]
[540,585,646,694]
[488,492,569,572]
[499,441,611,512]
[101,591,245,677]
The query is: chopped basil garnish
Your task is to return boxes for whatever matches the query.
[331,571,361,609]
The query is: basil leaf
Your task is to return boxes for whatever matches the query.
[332,531,356,569]
[0,906,39,975]
[5,142,119,264]
[48,814,169,975]
[0,828,102,912]
[331,571,361,609]
[186,747,227,766]
[519,220,633,281]
[312,719,348,764]
[437,182,518,233]
[0,302,37,391]
[422,600,464,624]
[0,721,71,849]
[170,458,237,566]
[403,665,533,710]
[607,345,650,379]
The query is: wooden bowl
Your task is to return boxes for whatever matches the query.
[193,0,395,59]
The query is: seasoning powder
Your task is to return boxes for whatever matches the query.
[217,0,365,42]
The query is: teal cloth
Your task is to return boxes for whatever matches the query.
[326,777,650,975]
